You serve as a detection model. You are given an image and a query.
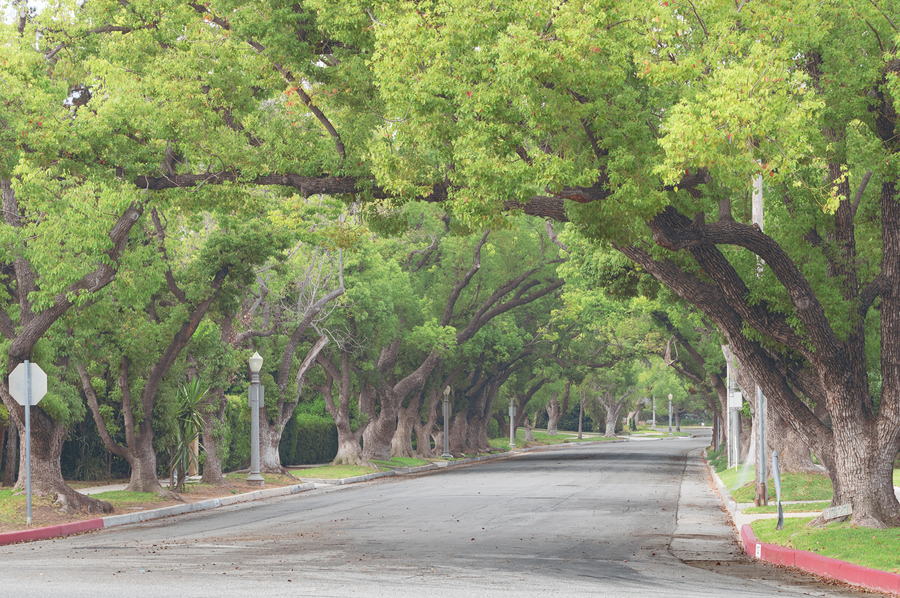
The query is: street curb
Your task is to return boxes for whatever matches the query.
[0,518,104,546]
[703,450,900,596]
[0,482,317,546]
[739,523,900,595]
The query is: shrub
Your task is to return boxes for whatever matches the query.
[279,412,338,465]
[486,417,501,439]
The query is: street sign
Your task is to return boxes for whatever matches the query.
[8,360,47,525]
[9,362,47,406]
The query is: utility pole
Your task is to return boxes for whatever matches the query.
[753,173,768,506]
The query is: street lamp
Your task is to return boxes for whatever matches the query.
[668,393,673,434]
[247,352,265,487]
[441,386,452,459]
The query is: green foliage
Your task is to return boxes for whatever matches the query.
[223,395,250,472]
[486,417,501,439]
[168,379,208,490]
[279,412,338,466]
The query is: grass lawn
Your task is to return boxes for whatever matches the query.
[752,517,900,573]
[371,457,430,468]
[290,464,383,479]
[743,501,831,514]
[731,472,833,502]
[488,430,616,450]
[714,460,833,503]
[87,490,168,508]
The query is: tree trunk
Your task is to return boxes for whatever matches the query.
[259,415,284,473]
[711,413,720,451]
[524,417,535,443]
[675,408,681,432]
[333,421,367,466]
[414,389,441,458]
[546,396,561,436]
[391,405,418,459]
[449,412,469,454]
[317,351,370,467]
[199,389,228,485]
[430,429,444,456]
[0,422,13,487]
[465,409,492,452]
[493,412,509,438]
[10,407,112,512]
[577,394,584,439]
[362,407,397,462]
[126,427,164,493]
[603,400,623,437]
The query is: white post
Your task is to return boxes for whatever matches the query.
[668,394,673,434]
[441,386,452,459]
[752,173,768,505]
[509,402,517,448]
[25,359,31,525]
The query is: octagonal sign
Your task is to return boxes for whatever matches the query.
[9,362,47,406]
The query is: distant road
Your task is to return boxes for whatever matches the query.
[0,435,882,597]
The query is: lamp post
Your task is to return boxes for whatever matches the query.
[668,393,673,434]
[247,352,265,487]
[441,386,452,459]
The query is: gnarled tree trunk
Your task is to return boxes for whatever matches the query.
[199,388,228,485]
[6,402,112,513]
[546,394,562,436]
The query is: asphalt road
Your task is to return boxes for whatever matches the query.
[0,434,886,598]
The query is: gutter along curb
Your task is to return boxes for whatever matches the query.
[706,453,900,595]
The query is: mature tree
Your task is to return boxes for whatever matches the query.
[24,0,900,527]
[74,209,288,493]
[354,0,900,528]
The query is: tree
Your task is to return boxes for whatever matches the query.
[20,0,900,527]
[74,209,288,493]
[357,1,900,528]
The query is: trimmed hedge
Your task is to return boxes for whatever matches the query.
[279,412,338,466]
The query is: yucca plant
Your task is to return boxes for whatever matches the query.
[169,378,208,492]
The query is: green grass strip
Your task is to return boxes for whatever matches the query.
[743,501,830,514]
[291,465,381,479]
[88,490,168,508]
[370,458,429,468]
[751,517,900,573]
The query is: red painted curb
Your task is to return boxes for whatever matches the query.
[741,524,900,595]
[0,518,104,546]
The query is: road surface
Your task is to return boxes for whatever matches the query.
[0,434,885,597]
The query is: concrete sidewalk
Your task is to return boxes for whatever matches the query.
[708,457,900,595]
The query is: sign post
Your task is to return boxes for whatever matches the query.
[9,361,48,524]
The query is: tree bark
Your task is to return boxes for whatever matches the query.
[317,350,369,466]
[199,388,228,485]
[524,417,535,443]
[390,405,418,459]
[2,420,15,487]
[546,392,562,436]
[413,388,442,458]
